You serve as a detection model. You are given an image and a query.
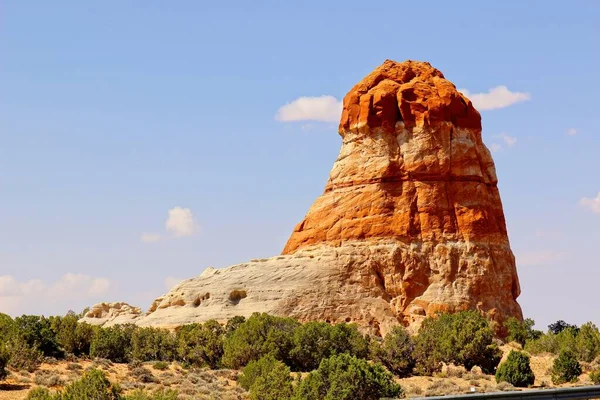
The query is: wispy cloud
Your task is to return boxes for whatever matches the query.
[0,273,111,316]
[580,192,600,214]
[166,207,197,237]
[276,95,342,122]
[567,128,577,136]
[459,86,531,111]
[516,251,566,267]
[499,133,517,147]
[140,233,161,243]
[488,133,516,153]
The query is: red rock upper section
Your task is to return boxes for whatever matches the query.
[283,59,506,254]
[339,59,481,133]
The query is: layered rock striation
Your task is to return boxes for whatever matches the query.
[81,60,522,335]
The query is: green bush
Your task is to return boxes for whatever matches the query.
[0,313,15,338]
[152,361,169,370]
[222,313,300,369]
[25,387,54,400]
[504,317,542,346]
[176,320,224,368]
[293,353,402,400]
[551,350,581,384]
[0,344,9,380]
[6,335,44,372]
[29,369,121,400]
[549,320,579,335]
[574,322,600,362]
[289,321,369,372]
[413,311,501,374]
[132,327,176,362]
[239,355,293,399]
[122,389,178,400]
[524,321,599,363]
[90,325,134,363]
[495,351,535,387]
[370,325,414,377]
[590,368,600,385]
[225,315,246,336]
[50,312,94,356]
[14,315,62,358]
[61,369,121,400]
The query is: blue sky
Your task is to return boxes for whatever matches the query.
[1,1,598,329]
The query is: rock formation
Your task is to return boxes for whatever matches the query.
[82,302,143,326]
[81,60,523,335]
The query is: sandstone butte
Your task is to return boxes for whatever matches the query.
[81,60,523,336]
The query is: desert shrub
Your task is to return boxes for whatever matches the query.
[549,320,579,335]
[590,368,600,385]
[496,381,517,391]
[413,311,501,375]
[495,351,535,387]
[329,323,369,359]
[67,362,83,371]
[34,371,64,387]
[574,322,600,362]
[123,389,178,400]
[153,361,169,370]
[132,327,176,362]
[551,350,582,384]
[50,312,94,356]
[130,366,156,383]
[293,353,402,400]
[222,313,300,369]
[525,328,578,356]
[6,335,44,372]
[26,387,54,400]
[225,315,246,336]
[0,344,9,380]
[72,322,95,356]
[0,313,15,338]
[370,325,415,377]
[504,317,542,346]
[14,315,62,358]
[289,321,369,372]
[60,368,121,400]
[289,321,333,371]
[239,355,293,399]
[176,320,224,368]
[90,325,134,363]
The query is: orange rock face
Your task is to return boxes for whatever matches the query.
[81,60,523,335]
[283,59,522,328]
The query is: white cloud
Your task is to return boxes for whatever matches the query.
[459,86,531,111]
[499,133,517,147]
[580,192,600,214]
[140,233,161,243]
[276,95,342,123]
[567,128,577,136]
[166,207,196,237]
[490,143,502,153]
[0,273,111,316]
[516,251,566,267]
[164,276,183,291]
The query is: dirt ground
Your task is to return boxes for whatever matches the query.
[0,344,598,399]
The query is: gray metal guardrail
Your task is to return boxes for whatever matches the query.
[397,385,600,400]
